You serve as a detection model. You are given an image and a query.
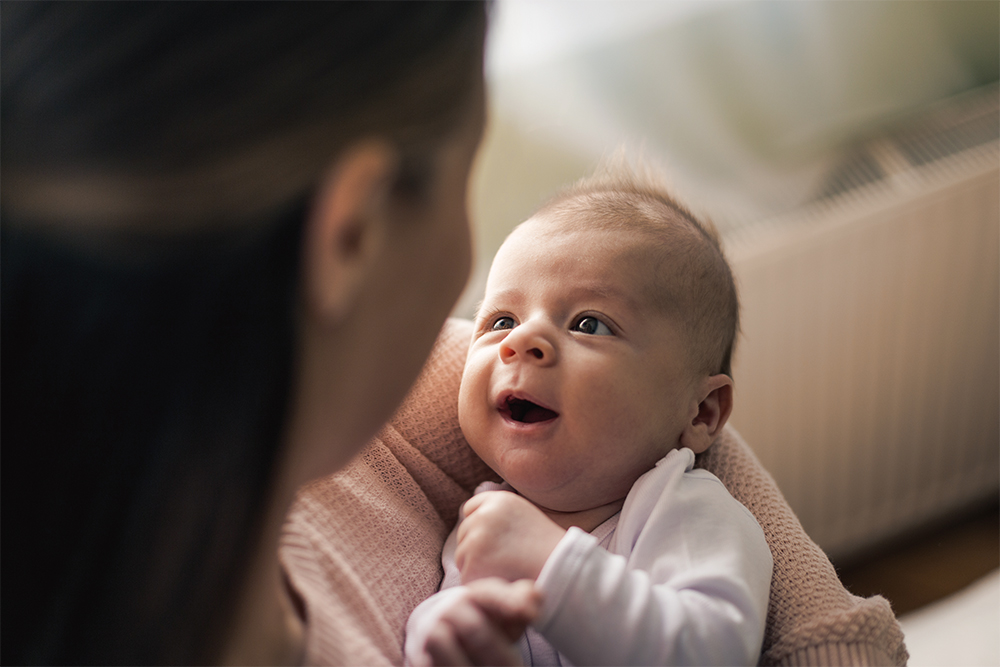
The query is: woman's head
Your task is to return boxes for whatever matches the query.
[2,2,484,228]
[1,3,486,664]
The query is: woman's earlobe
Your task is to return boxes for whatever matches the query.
[303,140,399,323]
[679,375,734,454]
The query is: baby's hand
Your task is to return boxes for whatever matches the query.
[416,578,540,667]
[455,491,566,584]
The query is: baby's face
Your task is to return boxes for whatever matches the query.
[458,216,700,513]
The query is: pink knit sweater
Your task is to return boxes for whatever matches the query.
[280,318,908,666]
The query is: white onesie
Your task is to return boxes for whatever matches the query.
[405,447,773,666]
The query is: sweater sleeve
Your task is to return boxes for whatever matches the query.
[533,452,773,666]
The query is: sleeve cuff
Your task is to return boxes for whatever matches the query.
[534,526,599,630]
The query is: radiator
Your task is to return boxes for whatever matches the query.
[725,85,1000,561]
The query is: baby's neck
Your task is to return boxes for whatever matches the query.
[537,498,626,534]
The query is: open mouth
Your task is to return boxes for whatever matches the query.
[501,395,559,424]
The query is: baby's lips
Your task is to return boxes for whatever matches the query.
[494,389,557,414]
[495,390,560,424]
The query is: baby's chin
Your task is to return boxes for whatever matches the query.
[491,451,571,488]
[462,436,607,510]
[502,465,637,517]
[498,474,595,514]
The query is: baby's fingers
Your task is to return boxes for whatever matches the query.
[465,578,542,642]
[425,598,523,667]
[420,621,472,667]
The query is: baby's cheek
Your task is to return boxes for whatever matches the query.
[457,390,483,446]
[458,362,494,426]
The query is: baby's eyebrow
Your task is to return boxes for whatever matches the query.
[567,283,641,311]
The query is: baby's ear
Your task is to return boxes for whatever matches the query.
[679,375,734,454]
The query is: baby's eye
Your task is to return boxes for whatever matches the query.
[571,316,613,336]
[491,316,517,331]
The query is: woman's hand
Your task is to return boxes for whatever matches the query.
[455,491,566,584]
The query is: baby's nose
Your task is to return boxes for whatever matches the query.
[499,325,556,365]
[502,345,544,360]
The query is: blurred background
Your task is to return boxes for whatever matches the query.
[463,2,999,664]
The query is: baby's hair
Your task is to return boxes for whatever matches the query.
[536,154,739,378]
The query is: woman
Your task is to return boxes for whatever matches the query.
[1,2,486,664]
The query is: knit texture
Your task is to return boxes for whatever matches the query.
[280,318,907,666]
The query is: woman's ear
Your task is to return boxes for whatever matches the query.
[679,374,734,454]
[302,140,399,323]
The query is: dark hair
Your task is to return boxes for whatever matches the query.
[0,2,486,664]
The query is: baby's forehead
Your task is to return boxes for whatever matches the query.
[501,217,676,304]
[517,211,661,251]
[545,210,706,309]
[527,198,697,242]
[516,211,682,278]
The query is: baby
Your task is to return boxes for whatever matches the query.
[405,162,773,666]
